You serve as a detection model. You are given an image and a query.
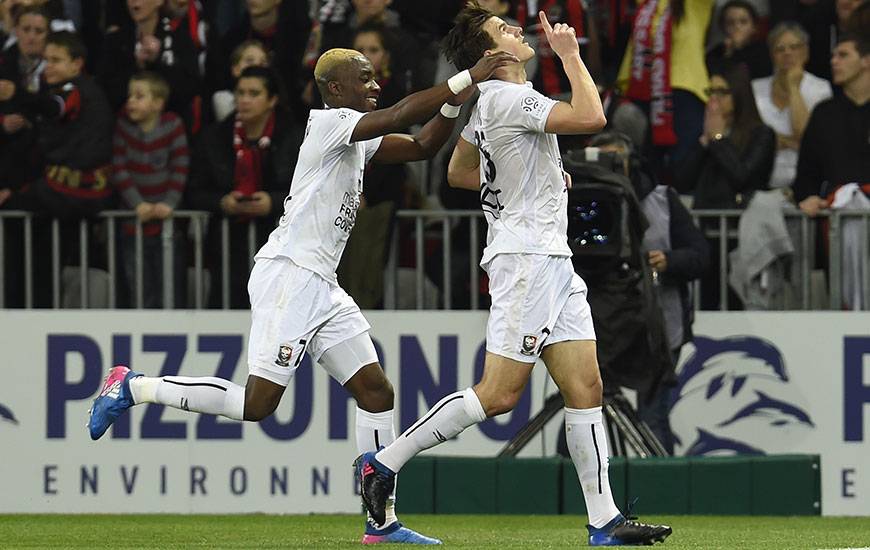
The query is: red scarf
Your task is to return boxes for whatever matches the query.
[233,112,275,197]
[627,0,676,146]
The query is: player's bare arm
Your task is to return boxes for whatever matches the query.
[538,11,606,135]
[370,84,477,164]
[446,135,481,190]
[351,51,518,143]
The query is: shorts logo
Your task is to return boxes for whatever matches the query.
[276,344,293,367]
[520,335,538,356]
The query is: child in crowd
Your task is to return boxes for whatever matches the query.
[211,39,268,122]
[112,71,188,308]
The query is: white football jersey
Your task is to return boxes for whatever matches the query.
[460,80,571,269]
[255,108,383,283]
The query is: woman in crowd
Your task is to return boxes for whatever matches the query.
[211,39,268,122]
[187,66,301,309]
[706,0,771,79]
[751,22,832,189]
[675,64,775,309]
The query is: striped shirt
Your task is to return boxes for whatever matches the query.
[111,112,189,211]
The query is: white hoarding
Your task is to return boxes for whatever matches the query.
[0,311,867,516]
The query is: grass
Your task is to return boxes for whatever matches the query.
[0,514,869,549]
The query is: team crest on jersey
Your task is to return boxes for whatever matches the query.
[276,344,293,367]
[520,335,538,356]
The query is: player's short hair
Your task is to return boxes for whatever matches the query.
[230,39,268,67]
[46,31,87,61]
[837,32,869,57]
[443,2,498,72]
[130,71,170,102]
[314,48,368,98]
[314,48,366,84]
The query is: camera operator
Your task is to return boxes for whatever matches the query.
[585,131,709,453]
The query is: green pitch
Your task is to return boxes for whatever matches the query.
[1,514,868,549]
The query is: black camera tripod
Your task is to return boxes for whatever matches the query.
[497,389,668,458]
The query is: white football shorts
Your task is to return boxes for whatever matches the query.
[486,253,596,363]
[246,258,377,386]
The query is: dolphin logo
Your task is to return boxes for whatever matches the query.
[0,402,18,425]
[670,336,814,455]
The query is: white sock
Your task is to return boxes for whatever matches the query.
[356,408,398,528]
[565,406,621,528]
[129,375,245,421]
[376,388,486,473]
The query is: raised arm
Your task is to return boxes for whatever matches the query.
[350,52,518,143]
[538,11,606,135]
[371,86,476,164]
[447,136,481,190]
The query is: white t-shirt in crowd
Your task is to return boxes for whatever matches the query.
[255,108,383,283]
[752,72,832,188]
[460,80,571,269]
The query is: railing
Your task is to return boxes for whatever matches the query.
[0,208,867,311]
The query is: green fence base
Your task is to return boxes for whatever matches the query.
[395,454,820,516]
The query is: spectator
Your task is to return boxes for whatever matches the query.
[706,0,772,79]
[318,0,421,94]
[588,130,709,454]
[618,0,716,172]
[674,64,775,309]
[8,31,113,307]
[211,39,268,122]
[770,0,863,81]
[0,5,49,192]
[753,22,833,189]
[112,71,188,308]
[99,0,201,135]
[351,22,408,111]
[212,0,311,121]
[187,66,302,309]
[29,31,114,218]
[0,5,48,92]
[794,33,870,217]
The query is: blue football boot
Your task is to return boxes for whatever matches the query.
[87,365,141,440]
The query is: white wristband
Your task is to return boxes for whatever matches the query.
[440,103,461,119]
[447,70,472,95]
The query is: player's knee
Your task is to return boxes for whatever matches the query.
[243,394,281,422]
[563,372,603,408]
[483,391,522,417]
[356,378,394,412]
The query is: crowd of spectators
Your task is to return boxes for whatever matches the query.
[0,0,867,311]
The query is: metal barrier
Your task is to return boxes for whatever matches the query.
[1,208,868,311]
[386,208,870,312]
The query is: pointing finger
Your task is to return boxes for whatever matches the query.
[538,11,553,36]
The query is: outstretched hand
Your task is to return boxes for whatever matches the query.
[468,51,519,84]
[539,10,579,59]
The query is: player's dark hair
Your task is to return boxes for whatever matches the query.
[442,2,497,71]
[46,31,86,61]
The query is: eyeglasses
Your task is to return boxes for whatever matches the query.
[704,87,732,96]
[773,42,806,54]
